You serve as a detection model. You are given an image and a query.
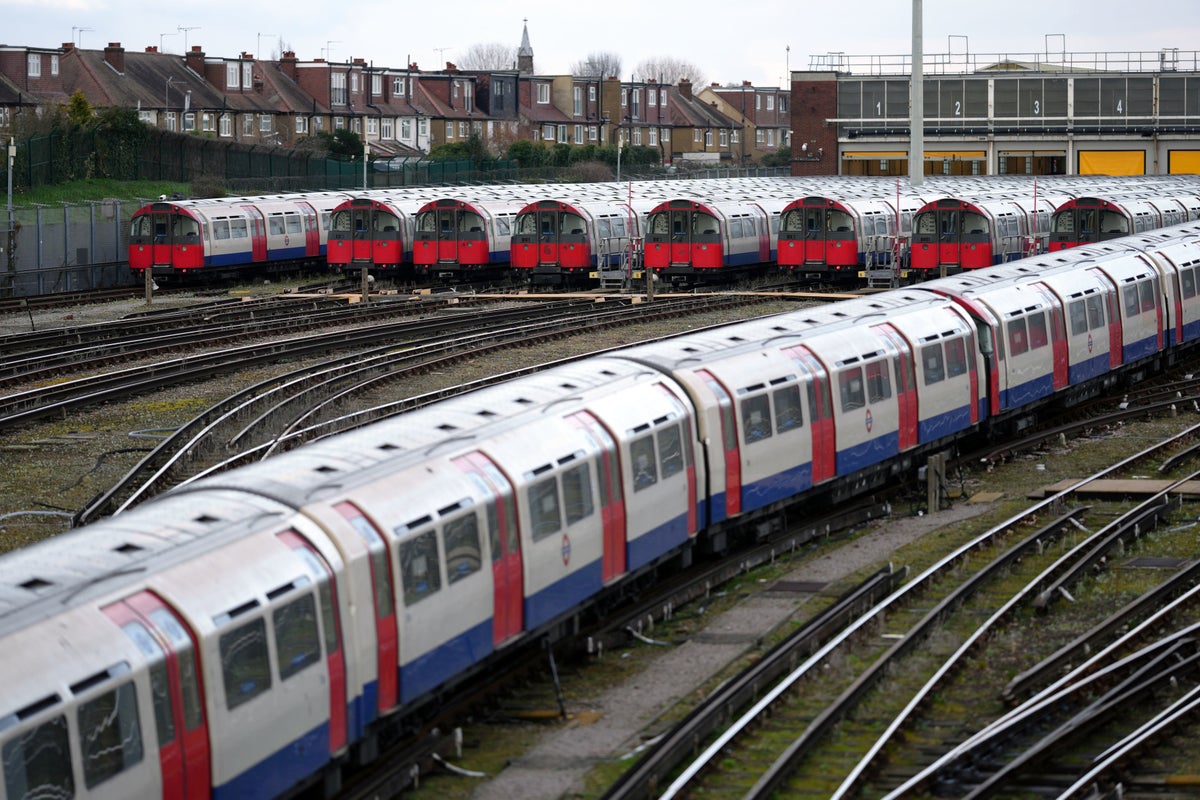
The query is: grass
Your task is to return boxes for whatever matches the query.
[11,178,191,207]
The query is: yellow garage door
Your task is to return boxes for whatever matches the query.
[1078,151,1145,175]
[1168,151,1200,174]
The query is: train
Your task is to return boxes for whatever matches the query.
[1048,192,1200,251]
[16,214,1200,798]
[129,177,1200,287]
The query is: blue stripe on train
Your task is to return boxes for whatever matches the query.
[213,723,328,800]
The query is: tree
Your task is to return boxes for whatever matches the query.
[316,128,365,160]
[633,57,706,87]
[64,91,93,128]
[456,42,518,71]
[571,51,622,78]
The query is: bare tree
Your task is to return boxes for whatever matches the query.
[571,51,622,78]
[456,42,519,71]
[633,57,706,87]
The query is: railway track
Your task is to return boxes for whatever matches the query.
[593,419,1200,800]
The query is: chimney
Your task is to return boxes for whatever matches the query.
[61,42,74,52]
[185,45,205,74]
[145,46,158,53]
[679,78,692,99]
[104,42,125,73]
[743,80,752,86]
[279,51,298,80]
[241,52,253,61]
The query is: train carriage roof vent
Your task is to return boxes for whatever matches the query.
[193,514,221,525]
[402,515,432,532]
[516,398,534,405]
[560,383,578,390]
[19,578,53,592]
[1,694,61,730]
[437,424,459,432]
[377,442,401,451]
[70,663,129,696]
[114,543,143,555]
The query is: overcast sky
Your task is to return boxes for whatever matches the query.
[2,0,1197,88]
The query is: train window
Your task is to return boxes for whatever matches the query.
[285,215,303,234]
[400,531,442,605]
[220,618,272,710]
[922,344,945,384]
[119,621,174,746]
[273,595,320,680]
[528,477,561,540]
[612,218,628,237]
[774,385,804,432]
[658,425,684,477]
[1123,285,1140,318]
[741,395,773,443]
[213,219,230,240]
[331,211,352,232]
[1139,281,1156,313]
[229,218,247,239]
[268,216,286,236]
[147,609,203,731]
[829,211,853,233]
[1183,268,1197,300]
[562,464,594,524]
[1028,313,1049,349]
[1008,319,1029,356]
[443,515,482,582]
[866,360,892,403]
[630,435,658,490]
[79,680,144,788]
[3,715,73,798]
[946,338,968,378]
[840,369,866,411]
[1086,295,1106,329]
[497,218,512,236]
[1069,300,1089,336]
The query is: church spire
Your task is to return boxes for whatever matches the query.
[517,18,533,74]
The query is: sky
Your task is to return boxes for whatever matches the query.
[1,0,1197,89]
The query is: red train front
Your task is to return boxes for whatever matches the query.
[327,197,412,273]
[777,197,861,278]
[510,200,597,286]
[128,202,206,275]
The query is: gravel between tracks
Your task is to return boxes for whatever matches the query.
[467,500,997,800]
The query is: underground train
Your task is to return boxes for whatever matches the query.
[1048,192,1200,251]
[14,217,1200,798]
[510,196,656,286]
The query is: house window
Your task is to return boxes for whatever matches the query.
[464,82,473,108]
[350,72,359,93]
[704,129,712,146]
[621,88,627,107]
[453,81,460,100]
[243,62,253,88]
[719,129,728,146]
[418,118,427,136]
[334,116,344,129]
[756,128,765,144]
[537,83,550,104]
[27,54,40,78]
[633,127,642,145]
[459,121,468,137]
[588,125,598,141]
[219,114,232,136]
[243,114,254,135]
[557,125,567,143]
[296,116,308,134]
[352,118,361,133]
[648,88,657,107]
[766,95,775,111]
[732,129,740,143]
[589,85,596,102]
[631,90,640,119]
[371,74,382,96]
[226,63,239,89]
[331,72,347,105]
[693,128,701,143]
[543,124,554,140]
[767,129,775,146]
[183,112,195,131]
[399,119,410,140]
[649,127,657,146]
[138,110,153,124]
[392,76,405,96]
[574,124,583,143]
[382,117,394,138]
[313,117,324,132]
[574,86,583,116]
[367,117,379,135]
[260,114,272,132]
[755,93,761,110]
[446,121,453,139]
[50,54,59,76]
[166,112,177,132]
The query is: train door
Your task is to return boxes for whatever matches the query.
[668,207,694,266]
[1034,286,1070,390]
[454,452,525,644]
[873,326,918,449]
[567,411,628,582]
[535,208,561,266]
[433,204,462,263]
[142,205,182,268]
[785,346,836,484]
[934,205,962,270]
[696,369,741,518]
[802,203,827,264]
[295,200,321,256]
[334,502,398,716]
[276,531,348,754]
[241,205,268,262]
[102,592,211,800]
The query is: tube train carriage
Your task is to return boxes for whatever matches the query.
[14,218,1200,799]
[1049,193,1200,251]
[130,176,1200,285]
